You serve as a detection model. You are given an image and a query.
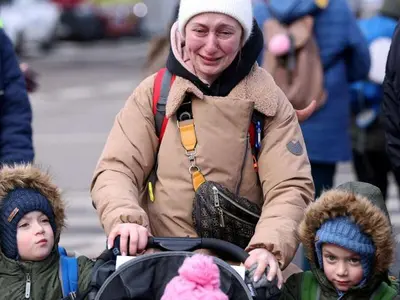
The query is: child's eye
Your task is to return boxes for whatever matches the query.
[41,218,49,223]
[349,257,361,265]
[18,223,29,228]
[326,255,336,262]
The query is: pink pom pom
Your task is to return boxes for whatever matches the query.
[268,33,291,55]
[161,254,228,300]
[178,255,220,289]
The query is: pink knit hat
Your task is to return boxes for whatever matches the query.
[161,254,228,300]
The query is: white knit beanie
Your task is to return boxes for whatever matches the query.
[178,0,253,43]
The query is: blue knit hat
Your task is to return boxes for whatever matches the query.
[315,216,375,280]
[0,188,56,259]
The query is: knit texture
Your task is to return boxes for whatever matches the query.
[178,0,253,43]
[315,216,375,280]
[0,188,56,259]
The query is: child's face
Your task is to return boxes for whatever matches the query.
[322,244,364,292]
[16,211,54,261]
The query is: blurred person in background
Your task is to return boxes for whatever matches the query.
[348,0,384,18]
[350,0,400,201]
[143,3,180,77]
[0,24,34,165]
[383,20,400,185]
[253,0,370,198]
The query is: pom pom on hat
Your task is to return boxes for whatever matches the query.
[161,254,228,300]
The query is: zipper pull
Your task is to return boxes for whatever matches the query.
[212,186,219,207]
[218,209,225,228]
[25,273,31,299]
[212,186,225,227]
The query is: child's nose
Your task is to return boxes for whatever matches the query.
[336,262,348,276]
[33,222,45,234]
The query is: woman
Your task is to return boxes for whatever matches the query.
[91,0,314,287]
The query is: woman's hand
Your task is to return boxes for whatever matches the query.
[244,248,284,289]
[107,223,150,256]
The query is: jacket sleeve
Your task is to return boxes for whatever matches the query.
[383,22,400,179]
[247,88,314,268]
[0,29,33,165]
[279,273,302,300]
[345,11,371,83]
[90,75,159,235]
[77,256,95,296]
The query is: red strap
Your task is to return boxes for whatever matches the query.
[248,123,255,150]
[152,68,167,115]
[153,68,176,142]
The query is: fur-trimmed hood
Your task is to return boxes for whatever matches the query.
[300,181,394,276]
[0,164,65,240]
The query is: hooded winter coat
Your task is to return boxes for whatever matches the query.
[0,165,94,299]
[280,181,399,299]
[91,20,314,270]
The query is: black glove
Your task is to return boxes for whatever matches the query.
[246,263,281,300]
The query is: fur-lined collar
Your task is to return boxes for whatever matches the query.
[165,65,279,118]
[299,189,394,275]
[0,164,65,240]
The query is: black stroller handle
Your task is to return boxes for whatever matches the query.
[147,237,250,263]
[112,236,249,263]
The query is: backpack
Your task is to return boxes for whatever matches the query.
[152,68,265,168]
[301,271,398,300]
[58,246,79,300]
[262,16,326,111]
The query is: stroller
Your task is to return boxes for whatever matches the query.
[84,237,280,300]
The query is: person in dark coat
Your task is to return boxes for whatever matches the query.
[383,21,400,182]
[351,0,400,201]
[0,28,34,165]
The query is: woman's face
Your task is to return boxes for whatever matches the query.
[185,13,243,84]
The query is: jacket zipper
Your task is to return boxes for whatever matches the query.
[213,186,258,227]
[25,273,31,299]
[215,185,260,218]
[222,209,255,225]
[213,187,225,227]
[235,106,254,195]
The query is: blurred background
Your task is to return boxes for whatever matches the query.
[0,0,178,56]
[4,0,399,271]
